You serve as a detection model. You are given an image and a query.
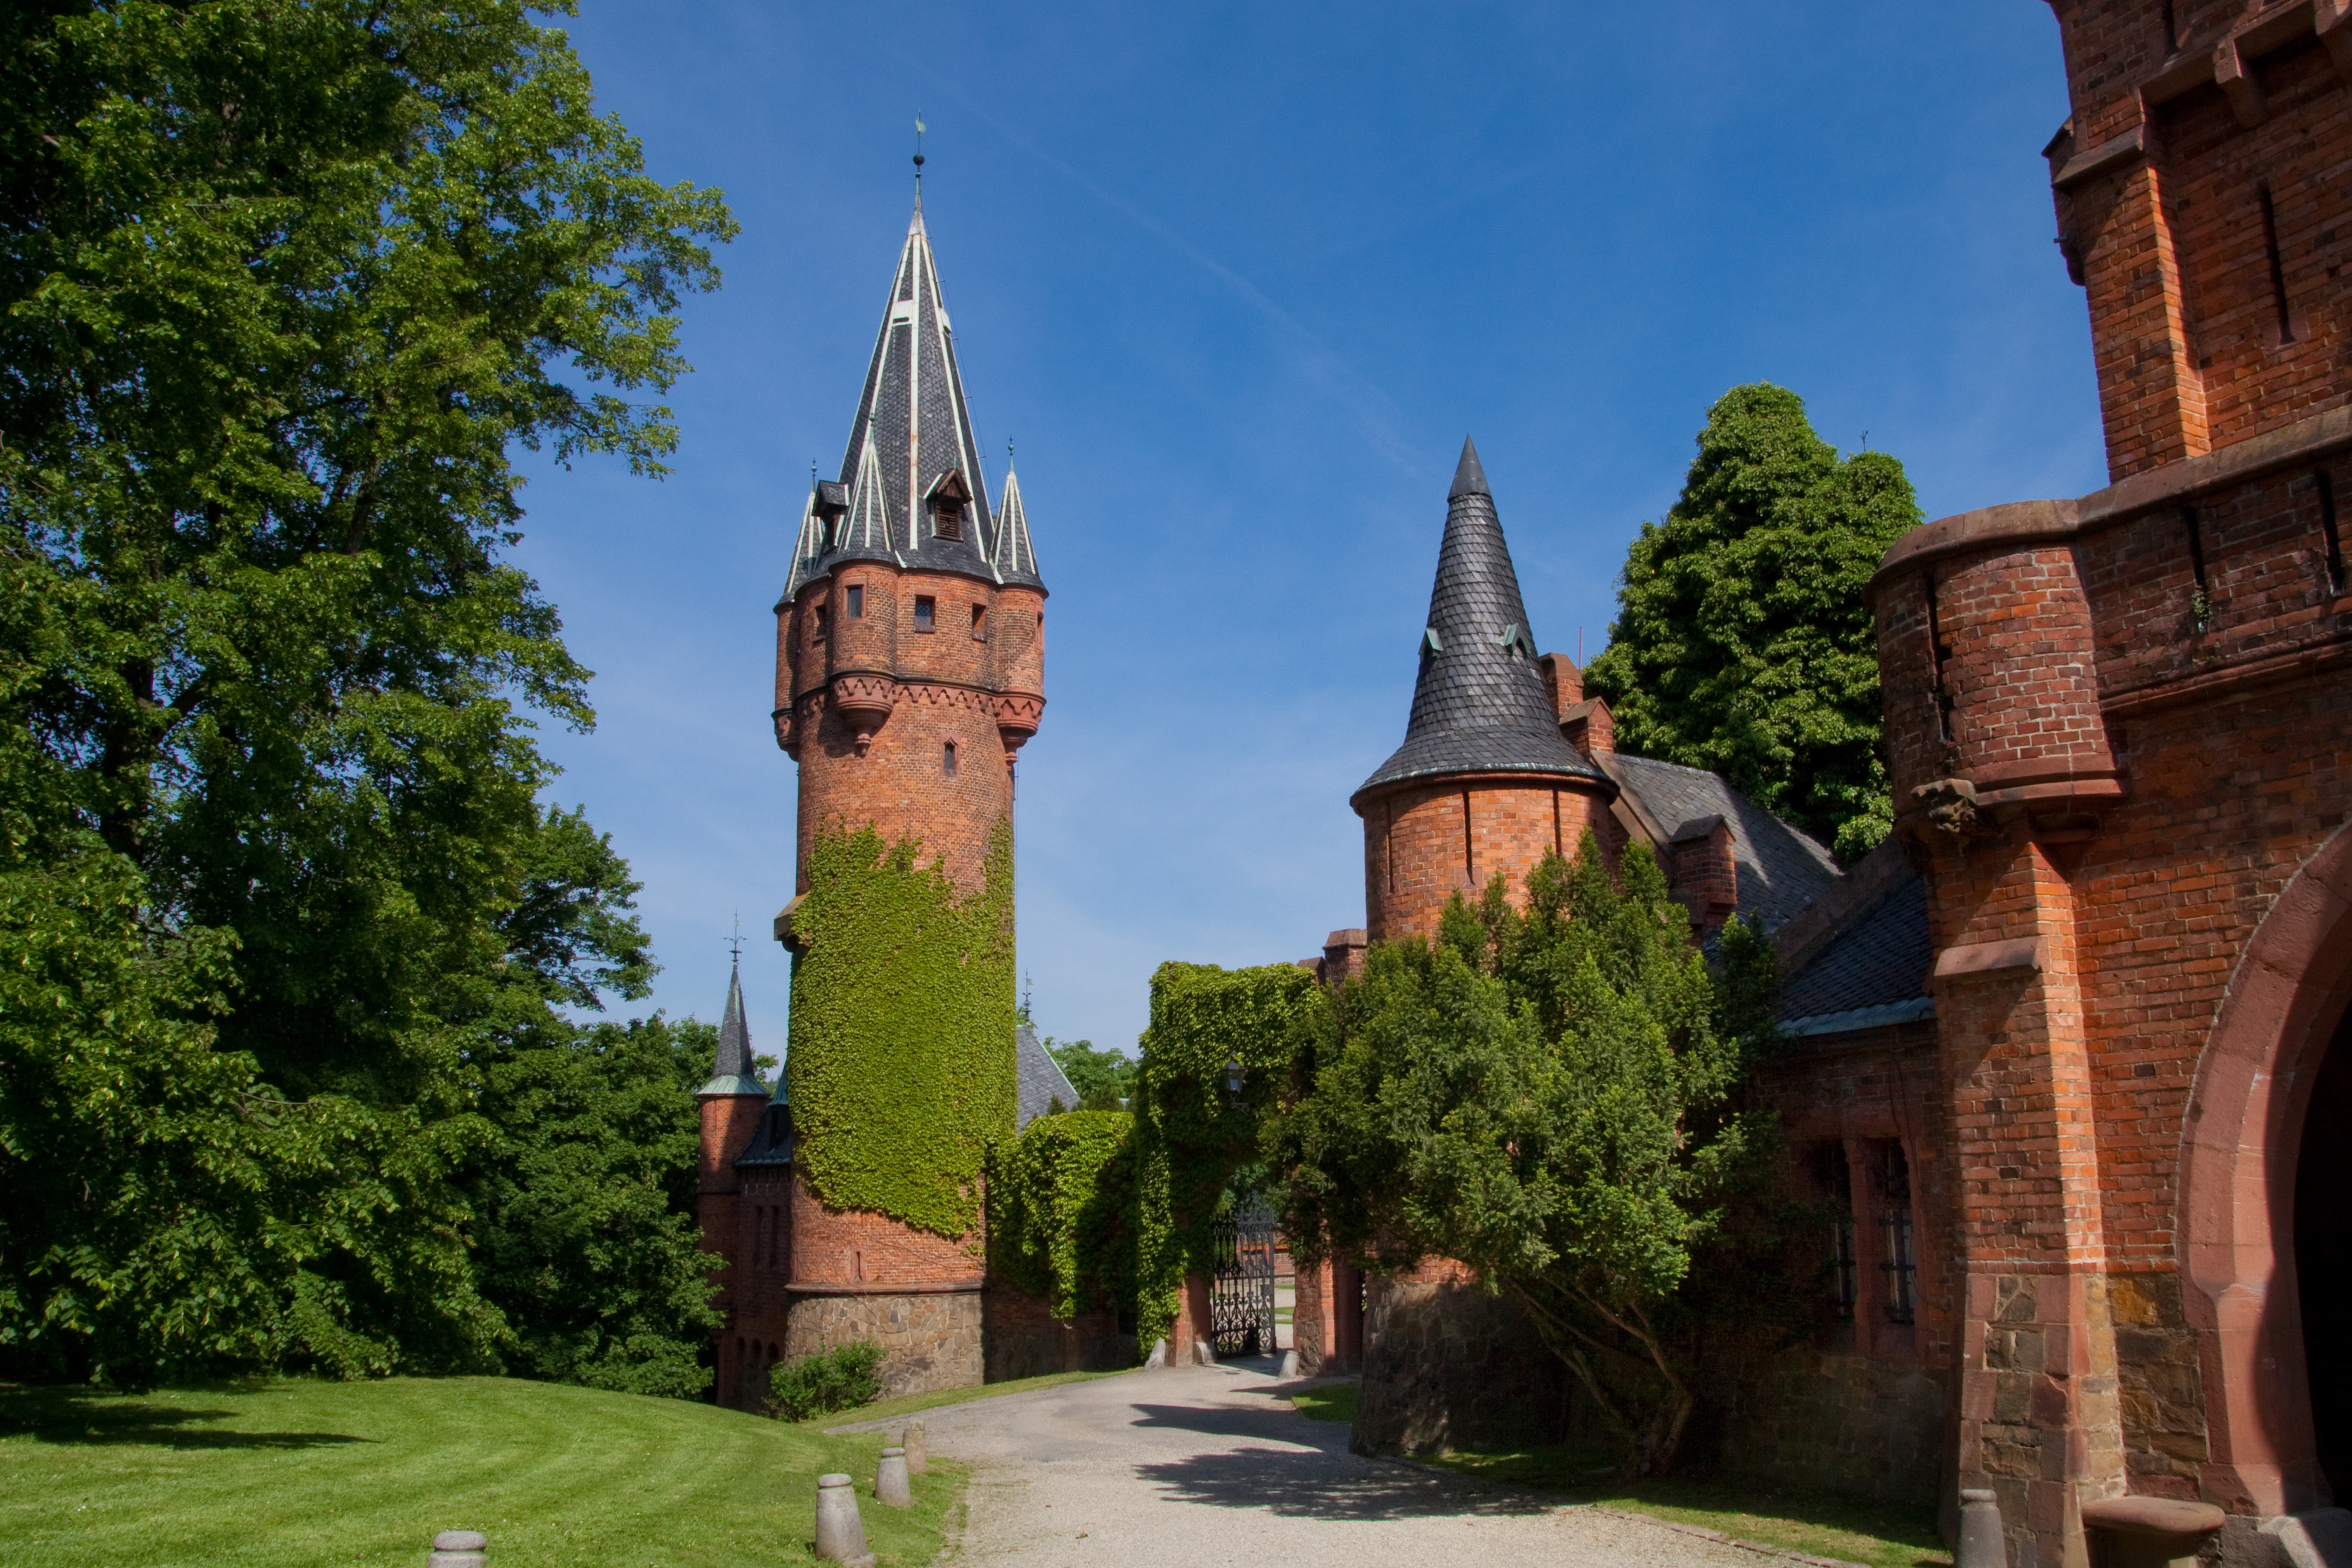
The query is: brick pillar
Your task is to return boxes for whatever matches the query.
[1940,832,2123,1568]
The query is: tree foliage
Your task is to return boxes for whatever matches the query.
[1046,1038,1136,1112]
[0,0,733,1382]
[1271,835,1783,1476]
[1584,384,1921,863]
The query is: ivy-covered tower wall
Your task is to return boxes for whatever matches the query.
[741,196,1045,1401]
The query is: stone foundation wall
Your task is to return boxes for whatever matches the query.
[1715,1344,1950,1504]
[1350,1277,1568,1457]
[2110,1272,2209,1499]
[785,1289,982,1398]
[982,1284,1135,1381]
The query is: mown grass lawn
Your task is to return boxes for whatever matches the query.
[0,1376,963,1568]
[809,1367,1129,1430]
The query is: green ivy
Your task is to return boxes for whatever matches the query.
[786,821,1017,1239]
[987,1111,1138,1320]
[1131,961,1319,1348]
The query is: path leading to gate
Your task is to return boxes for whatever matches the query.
[834,1359,1760,1568]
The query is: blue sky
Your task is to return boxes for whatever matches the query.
[519,1,2101,1060]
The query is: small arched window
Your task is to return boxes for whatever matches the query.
[944,740,959,778]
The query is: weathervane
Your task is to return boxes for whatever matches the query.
[725,912,744,968]
[913,113,926,193]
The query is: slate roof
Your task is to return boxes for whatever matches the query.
[1015,1021,1080,1130]
[782,200,1044,603]
[1357,439,1608,799]
[697,962,767,1097]
[734,1077,795,1167]
[1606,754,1841,934]
[1776,872,1934,1034]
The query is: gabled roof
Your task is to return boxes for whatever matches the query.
[1603,754,1841,934]
[696,962,767,1098]
[1356,438,1608,800]
[783,201,1043,599]
[1015,1021,1081,1129]
[1773,849,1935,1038]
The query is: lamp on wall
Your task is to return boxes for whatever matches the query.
[1224,1057,1245,1108]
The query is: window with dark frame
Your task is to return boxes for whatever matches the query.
[971,603,987,639]
[846,583,864,619]
[913,595,936,632]
[1818,1142,1857,1321]
[944,740,958,778]
[1880,1142,1918,1325]
[933,500,961,540]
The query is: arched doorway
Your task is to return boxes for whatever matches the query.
[2296,1004,2352,1499]
[2180,821,2352,1516]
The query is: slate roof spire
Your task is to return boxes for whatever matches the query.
[697,954,767,1097]
[1355,436,1607,798]
[782,199,1045,600]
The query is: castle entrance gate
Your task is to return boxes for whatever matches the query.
[2295,1003,2352,1500]
[1209,1203,1278,1358]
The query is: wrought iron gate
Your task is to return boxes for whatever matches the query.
[1209,1203,1278,1358]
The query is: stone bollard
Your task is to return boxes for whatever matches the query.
[814,1473,876,1566]
[1192,1339,1216,1366]
[1143,1338,1168,1368]
[1278,1349,1300,1378]
[901,1421,927,1475]
[427,1530,488,1568]
[874,1446,913,1508]
[1956,1490,2004,1568]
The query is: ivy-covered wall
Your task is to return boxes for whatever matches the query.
[787,821,1017,1239]
[987,1109,1138,1320]
[1132,960,1320,1348]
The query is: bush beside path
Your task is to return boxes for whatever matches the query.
[0,1376,959,1567]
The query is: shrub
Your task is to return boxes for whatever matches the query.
[765,1341,886,1421]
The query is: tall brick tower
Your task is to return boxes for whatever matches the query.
[1351,438,1618,941]
[712,194,1046,1403]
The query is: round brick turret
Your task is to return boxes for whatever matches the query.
[1352,438,1617,944]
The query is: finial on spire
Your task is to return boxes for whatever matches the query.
[726,911,744,969]
[913,113,926,197]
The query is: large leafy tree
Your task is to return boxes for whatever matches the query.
[1271,836,1791,1476]
[0,0,733,1382]
[1584,384,1921,863]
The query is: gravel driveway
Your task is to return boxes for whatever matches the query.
[835,1358,1761,1568]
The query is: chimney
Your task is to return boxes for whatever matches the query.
[1667,816,1738,938]
[1319,928,1369,986]
[1561,696,1614,761]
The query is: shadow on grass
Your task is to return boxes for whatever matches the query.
[0,1385,374,1451]
[1433,1445,1951,1568]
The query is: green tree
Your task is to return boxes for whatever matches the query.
[1047,1038,1137,1111]
[1584,384,1921,863]
[0,0,733,1379]
[1271,835,1782,1476]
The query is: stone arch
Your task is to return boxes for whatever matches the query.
[2179,819,2352,1515]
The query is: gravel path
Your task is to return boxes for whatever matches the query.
[834,1359,1760,1568]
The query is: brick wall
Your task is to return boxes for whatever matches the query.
[1358,776,1617,943]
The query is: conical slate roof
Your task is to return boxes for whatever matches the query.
[697,960,767,1097]
[1355,438,1607,799]
[782,200,1045,601]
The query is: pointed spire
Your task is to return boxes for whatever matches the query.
[1448,435,1489,501]
[697,957,767,1098]
[791,201,1036,590]
[1353,441,1604,800]
[991,459,1041,584]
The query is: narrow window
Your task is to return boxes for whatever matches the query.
[2317,468,2345,596]
[913,595,936,633]
[1880,1143,1917,1326]
[2260,183,2295,343]
[846,583,864,619]
[970,603,987,640]
[814,604,830,642]
[1820,1144,1856,1320]
[2185,506,2212,631]
[1461,789,1474,882]
[2160,0,2177,52]
[943,740,958,778]
[1384,800,1396,894]
[1923,575,1954,745]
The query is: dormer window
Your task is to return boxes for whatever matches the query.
[923,469,973,542]
[913,596,936,633]
[846,584,864,619]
